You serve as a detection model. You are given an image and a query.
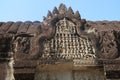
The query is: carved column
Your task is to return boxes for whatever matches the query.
[0,34,14,80]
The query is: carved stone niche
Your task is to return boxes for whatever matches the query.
[12,33,34,60]
[13,36,31,60]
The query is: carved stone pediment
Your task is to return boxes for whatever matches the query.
[42,18,96,62]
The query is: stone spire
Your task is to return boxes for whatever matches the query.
[75,11,81,19]
[52,7,59,16]
[47,10,52,19]
[58,3,67,14]
[43,3,82,21]
[68,7,74,14]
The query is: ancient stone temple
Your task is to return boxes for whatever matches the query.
[0,3,120,80]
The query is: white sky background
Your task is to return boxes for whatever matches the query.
[0,0,120,21]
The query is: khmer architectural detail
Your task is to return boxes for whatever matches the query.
[0,3,120,80]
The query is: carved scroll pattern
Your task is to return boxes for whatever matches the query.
[43,18,96,60]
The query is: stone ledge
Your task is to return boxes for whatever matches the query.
[14,60,37,68]
[14,68,35,74]
[104,65,120,71]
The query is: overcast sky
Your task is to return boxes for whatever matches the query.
[0,0,120,22]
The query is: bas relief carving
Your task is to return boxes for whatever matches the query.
[10,3,120,62]
[0,3,120,80]
[1,3,120,62]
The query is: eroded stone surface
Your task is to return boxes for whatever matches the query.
[0,3,120,80]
